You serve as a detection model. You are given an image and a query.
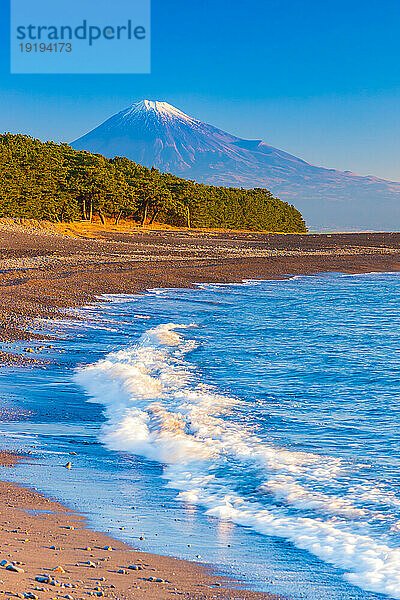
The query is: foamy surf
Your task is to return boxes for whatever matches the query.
[75,322,400,599]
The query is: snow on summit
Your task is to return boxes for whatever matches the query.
[71,99,400,231]
[123,100,194,123]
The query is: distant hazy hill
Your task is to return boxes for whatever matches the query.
[72,100,400,232]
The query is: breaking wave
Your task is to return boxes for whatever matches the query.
[75,323,400,599]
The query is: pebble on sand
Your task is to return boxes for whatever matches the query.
[64,462,72,470]
[52,566,66,573]
[35,576,52,584]
[82,561,96,568]
[0,560,11,567]
[6,565,25,573]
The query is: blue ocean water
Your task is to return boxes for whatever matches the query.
[1,273,400,600]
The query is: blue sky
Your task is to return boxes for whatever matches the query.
[1,0,400,180]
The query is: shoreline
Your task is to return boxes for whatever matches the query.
[0,224,399,353]
[1,223,400,599]
[0,452,278,600]
[0,228,398,334]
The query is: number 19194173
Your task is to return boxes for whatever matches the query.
[19,43,72,52]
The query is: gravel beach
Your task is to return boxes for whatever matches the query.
[0,220,399,353]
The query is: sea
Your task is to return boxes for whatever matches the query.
[0,272,400,600]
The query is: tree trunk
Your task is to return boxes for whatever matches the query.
[82,197,87,220]
[88,197,93,222]
[115,210,123,225]
[99,210,105,225]
[149,209,159,225]
[187,206,191,229]
[141,202,148,226]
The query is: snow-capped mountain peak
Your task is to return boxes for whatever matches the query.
[121,100,194,124]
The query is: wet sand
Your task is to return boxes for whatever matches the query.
[0,453,280,600]
[1,221,400,598]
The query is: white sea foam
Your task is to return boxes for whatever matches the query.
[75,323,400,598]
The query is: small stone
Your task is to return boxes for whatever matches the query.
[35,576,52,584]
[52,567,65,574]
[65,596,73,599]
[64,462,72,469]
[139,536,145,541]
[0,560,11,567]
[24,593,39,599]
[84,547,91,551]
[83,562,96,568]
[102,546,112,551]
[6,565,24,573]
[117,569,127,575]
[50,545,56,550]
[69,452,77,456]
[128,565,142,571]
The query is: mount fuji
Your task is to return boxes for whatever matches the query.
[71,100,400,231]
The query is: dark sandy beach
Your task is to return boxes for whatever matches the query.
[0,220,399,351]
[1,220,400,599]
